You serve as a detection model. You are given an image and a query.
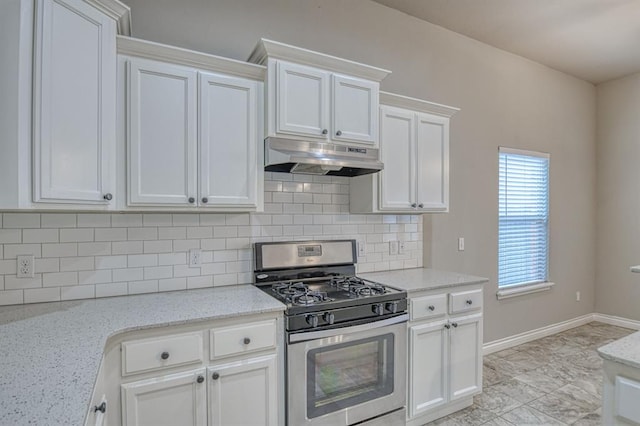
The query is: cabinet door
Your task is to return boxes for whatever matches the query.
[208,355,278,426]
[33,0,116,205]
[448,314,482,401]
[128,58,198,206]
[121,369,207,426]
[416,112,449,211]
[276,61,329,138]
[408,320,448,418]
[332,74,378,144]
[199,72,258,208]
[378,106,415,211]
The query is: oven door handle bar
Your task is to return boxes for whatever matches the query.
[289,314,408,343]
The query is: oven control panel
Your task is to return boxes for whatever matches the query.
[298,245,322,257]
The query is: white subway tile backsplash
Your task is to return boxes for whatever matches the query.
[0,174,422,305]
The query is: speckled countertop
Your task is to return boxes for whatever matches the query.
[598,330,640,369]
[0,286,284,426]
[360,267,488,293]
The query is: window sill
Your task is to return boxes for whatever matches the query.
[496,281,555,300]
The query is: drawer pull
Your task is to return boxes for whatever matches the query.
[444,324,450,329]
[243,337,251,345]
[94,402,106,413]
[428,305,435,311]
[451,322,458,328]
[160,351,170,360]
[196,375,204,384]
[466,300,473,305]
[212,372,220,380]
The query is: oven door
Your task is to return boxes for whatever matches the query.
[287,315,407,426]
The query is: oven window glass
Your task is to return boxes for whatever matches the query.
[306,333,394,419]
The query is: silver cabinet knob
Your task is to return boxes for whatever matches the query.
[202,197,208,204]
[466,300,473,305]
[103,193,113,201]
[94,402,106,413]
[444,324,451,329]
[243,337,251,345]
[418,203,424,208]
[411,203,417,208]
[322,129,328,135]
[336,130,342,136]
[451,322,458,328]
[188,197,195,204]
[160,351,170,360]
[428,305,435,311]
[212,372,220,380]
[196,375,204,384]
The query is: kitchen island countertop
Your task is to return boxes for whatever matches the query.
[598,330,640,369]
[360,267,488,293]
[0,285,285,426]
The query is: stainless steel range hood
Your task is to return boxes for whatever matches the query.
[264,137,383,176]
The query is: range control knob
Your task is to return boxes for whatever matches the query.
[372,303,385,316]
[323,312,335,325]
[385,301,399,314]
[306,314,319,328]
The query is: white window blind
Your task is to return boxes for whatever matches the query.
[498,147,549,288]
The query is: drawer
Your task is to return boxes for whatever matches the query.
[616,376,640,423]
[449,289,483,314]
[410,293,447,321]
[210,319,276,359]
[121,332,203,376]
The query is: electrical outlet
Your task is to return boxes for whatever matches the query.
[398,241,406,255]
[389,241,399,255]
[188,249,202,267]
[458,237,465,251]
[17,255,34,278]
[357,241,366,258]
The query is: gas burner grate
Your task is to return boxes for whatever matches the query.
[292,291,332,306]
[331,276,387,297]
[273,282,308,297]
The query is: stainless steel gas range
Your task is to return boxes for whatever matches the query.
[254,240,408,426]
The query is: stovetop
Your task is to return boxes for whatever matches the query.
[269,276,391,306]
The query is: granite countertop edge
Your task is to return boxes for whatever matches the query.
[597,330,640,370]
[0,285,285,426]
[359,267,489,293]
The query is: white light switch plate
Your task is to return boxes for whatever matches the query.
[390,241,399,255]
[358,241,366,258]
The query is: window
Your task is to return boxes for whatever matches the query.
[498,147,552,297]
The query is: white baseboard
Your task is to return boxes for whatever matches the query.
[592,313,640,330]
[483,313,640,355]
[483,314,594,355]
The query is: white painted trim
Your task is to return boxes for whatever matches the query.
[379,91,459,118]
[84,0,131,35]
[117,36,266,81]
[593,313,640,330]
[247,39,391,82]
[496,281,555,300]
[483,313,593,355]
[498,146,550,159]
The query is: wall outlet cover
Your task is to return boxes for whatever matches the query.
[389,241,399,255]
[189,249,202,267]
[17,255,35,278]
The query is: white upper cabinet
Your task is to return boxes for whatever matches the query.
[248,39,390,147]
[332,74,378,144]
[32,0,130,207]
[276,61,329,138]
[350,92,458,214]
[118,37,264,211]
[199,72,259,207]
[128,58,198,206]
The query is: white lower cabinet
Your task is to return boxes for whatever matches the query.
[122,369,207,426]
[407,286,483,426]
[208,355,278,426]
[104,314,281,426]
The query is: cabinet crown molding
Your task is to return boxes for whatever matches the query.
[117,36,266,80]
[380,91,460,118]
[248,38,391,82]
[84,0,131,35]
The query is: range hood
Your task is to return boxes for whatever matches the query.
[264,137,383,177]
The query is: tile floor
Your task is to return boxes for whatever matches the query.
[428,322,635,425]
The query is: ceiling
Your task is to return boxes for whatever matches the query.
[371,0,640,84]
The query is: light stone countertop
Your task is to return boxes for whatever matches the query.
[0,285,285,426]
[598,330,640,369]
[360,267,489,293]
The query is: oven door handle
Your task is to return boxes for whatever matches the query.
[289,314,408,343]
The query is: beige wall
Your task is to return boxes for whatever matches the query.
[120,0,597,342]
[596,72,640,321]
